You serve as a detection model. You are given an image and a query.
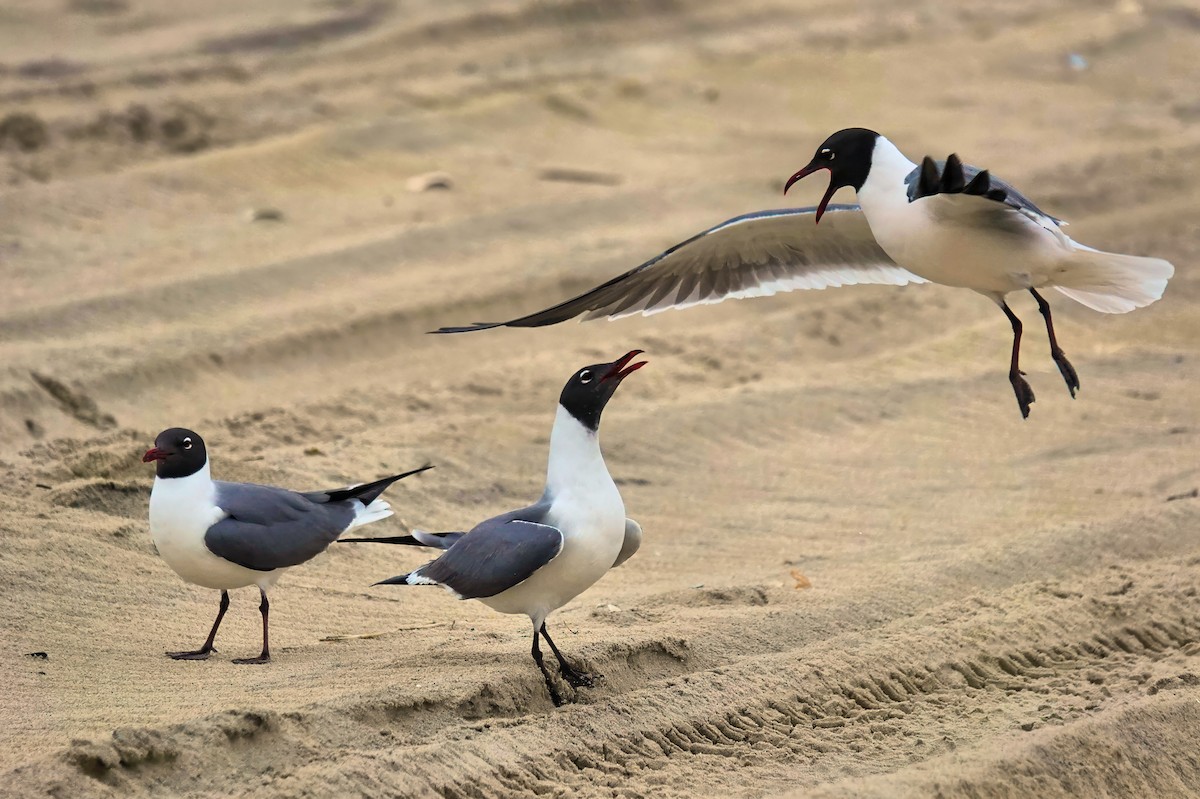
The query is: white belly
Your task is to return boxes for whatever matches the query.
[149,475,280,591]
[479,488,625,624]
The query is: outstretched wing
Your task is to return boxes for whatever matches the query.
[434,205,924,333]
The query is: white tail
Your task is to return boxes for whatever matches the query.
[348,498,393,530]
[1053,244,1175,314]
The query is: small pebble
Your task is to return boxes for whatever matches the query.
[537,167,622,186]
[245,207,284,222]
[406,171,454,192]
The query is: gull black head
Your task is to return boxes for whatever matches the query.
[559,350,647,432]
[142,427,208,479]
[783,127,881,224]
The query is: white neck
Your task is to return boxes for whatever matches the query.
[857,136,918,208]
[152,459,214,495]
[545,405,611,496]
[149,458,218,536]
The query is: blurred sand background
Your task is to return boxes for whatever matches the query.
[1,0,1199,796]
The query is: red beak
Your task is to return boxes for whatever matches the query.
[602,349,648,382]
[783,163,836,225]
[142,447,169,463]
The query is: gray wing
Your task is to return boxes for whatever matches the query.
[906,154,1065,230]
[612,518,642,568]
[434,205,924,333]
[205,481,356,572]
[412,505,564,599]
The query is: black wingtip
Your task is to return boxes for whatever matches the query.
[370,462,436,490]
[964,168,991,196]
[918,156,940,198]
[429,322,504,334]
[912,155,1015,207]
[372,574,411,587]
[339,535,423,546]
[373,463,434,487]
[324,464,434,505]
[941,153,965,193]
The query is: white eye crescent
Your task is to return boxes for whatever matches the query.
[820,148,835,160]
[183,438,193,450]
[580,370,593,384]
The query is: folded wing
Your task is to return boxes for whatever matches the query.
[205,482,355,571]
[410,512,565,599]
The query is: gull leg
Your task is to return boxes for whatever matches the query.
[531,626,565,706]
[167,590,228,660]
[1001,301,1035,418]
[232,589,271,665]
[541,623,599,688]
[1030,288,1080,397]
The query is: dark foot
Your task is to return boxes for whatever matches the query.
[167,648,215,660]
[1052,349,1080,397]
[560,666,601,689]
[1009,372,1036,419]
[231,654,271,665]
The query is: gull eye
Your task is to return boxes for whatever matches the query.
[182,437,193,450]
[820,148,835,161]
[579,370,593,384]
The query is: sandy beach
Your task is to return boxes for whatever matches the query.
[2,0,1199,795]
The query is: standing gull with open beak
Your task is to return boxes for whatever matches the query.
[355,351,646,705]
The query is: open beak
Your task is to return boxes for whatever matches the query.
[783,162,837,224]
[142,447,169,463]
[602,349,648,383]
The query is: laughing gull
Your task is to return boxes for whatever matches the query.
[353,350,646,706]
[143,427,432,664]
[434,128,1174,418]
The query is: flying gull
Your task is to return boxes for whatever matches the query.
[434,128,1174,418]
